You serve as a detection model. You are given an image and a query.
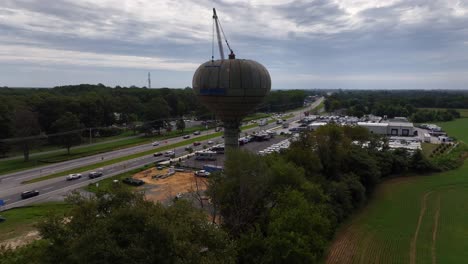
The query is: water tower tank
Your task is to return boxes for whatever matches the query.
[193,58,271,148]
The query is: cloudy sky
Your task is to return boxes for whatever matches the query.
[1,0,467,89]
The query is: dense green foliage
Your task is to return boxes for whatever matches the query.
[206,125,443,263]
[0,85,309,158]
[410,109,460,123]
[0,187,235,264]
[325,90,467,120]
[3,124,463,263]
[261,90,307,112]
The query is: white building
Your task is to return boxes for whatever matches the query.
[358,121,415,137]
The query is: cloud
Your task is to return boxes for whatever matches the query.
[0,0,467,89]
[0,44,199,71]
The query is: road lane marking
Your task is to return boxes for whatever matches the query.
[42,186,54,191]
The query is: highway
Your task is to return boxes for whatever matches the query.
[0,97,323,210]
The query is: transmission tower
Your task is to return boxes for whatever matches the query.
[148,72,151,88]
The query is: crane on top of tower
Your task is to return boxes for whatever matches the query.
[212,8,235,60]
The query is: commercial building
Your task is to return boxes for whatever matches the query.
[358,121,414,136]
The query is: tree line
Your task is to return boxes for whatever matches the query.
[0,85,310,159]
[324,90,467,121]
[2,124,461,263]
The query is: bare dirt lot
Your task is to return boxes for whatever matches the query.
[133,167,208,203]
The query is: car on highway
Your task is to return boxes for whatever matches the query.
[21,190,40,199]
[194,170,211,177]
[193,131,201,135]
[183,135,190,139]
[122,178,145,186]
[88,171,103,179]
[164,151,175,157]
[193,141,201,146]
[207,140,214,144]
[152,141,160,146]
[66,173,82,181]
[153,152,163,157]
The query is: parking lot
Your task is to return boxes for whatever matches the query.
[180,135,288,169]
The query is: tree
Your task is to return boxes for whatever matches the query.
[262,190,330,263]
[409,149,435,172]
[13,108,41,161]
[126,113,139,135]
[145,98,171,134]
[31,186,235,264]
[207,150,272,237]
[145,97,170,121]
[314,124,347,180]
[176,118,185,132]
[0,103,13,157]
[50,112,82,155]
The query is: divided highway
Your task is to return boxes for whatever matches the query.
[0,97,324,210]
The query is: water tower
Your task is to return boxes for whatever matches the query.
[192,8,271,149]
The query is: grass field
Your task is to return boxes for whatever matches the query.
[418,108,468,118]
[326,119,468,263]
[421,143,438,157]
[0,202,71,242]
[326,161,468,264]
[435,118,468,143]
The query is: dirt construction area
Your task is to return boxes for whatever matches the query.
[132,167,208,203]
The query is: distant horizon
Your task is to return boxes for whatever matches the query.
[2,85,468,92]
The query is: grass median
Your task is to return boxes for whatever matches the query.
[21,118,286,184]
[85,166,150,193]
[0,126,206,176]
[23,132,223,184]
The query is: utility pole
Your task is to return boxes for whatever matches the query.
[89,128,92,144]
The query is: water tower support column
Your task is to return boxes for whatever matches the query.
[223,120,240,149]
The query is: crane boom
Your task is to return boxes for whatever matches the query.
[213,8,225,60]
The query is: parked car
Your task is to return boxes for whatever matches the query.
[66,173,82,181]
[194,170,211,177]
[193,131,201,135]
[88,171,103,179]
[153,152,163,157]
[193,141,201,146]
[183,135,190,139]
[122,178,145,186]
[152,141,160,146]
[21,190,40,199]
